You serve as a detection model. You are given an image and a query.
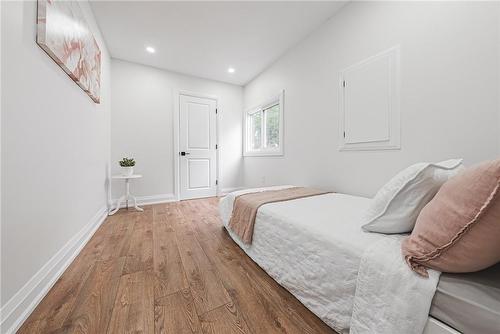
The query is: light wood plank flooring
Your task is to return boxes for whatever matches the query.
[18,198,337,334]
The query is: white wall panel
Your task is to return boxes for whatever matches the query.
[243,1,500,196]
[1,0,111,307]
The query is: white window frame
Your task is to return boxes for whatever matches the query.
[244,90,284,157]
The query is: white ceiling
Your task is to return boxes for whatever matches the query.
[90,1,346,86]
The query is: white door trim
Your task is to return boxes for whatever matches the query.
[174,90,219,201]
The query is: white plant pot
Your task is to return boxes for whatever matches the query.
[121,166,134,176]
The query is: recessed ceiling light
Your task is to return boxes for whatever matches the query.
[146,46,155,53]
[227,67,235,73]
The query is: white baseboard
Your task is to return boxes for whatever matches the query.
[112,193,177,209]
[423,317,461,334]
[0,205,108,334]
[220,187,244,196]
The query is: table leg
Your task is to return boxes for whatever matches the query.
[126,179,130,209]
[130,194,144,212]
[108,195,126,215]
[109,177,144,215]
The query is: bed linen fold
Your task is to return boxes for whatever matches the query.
[229,187,330,244]
[350,236,440,334]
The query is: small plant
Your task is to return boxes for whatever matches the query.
[119,157,135,167]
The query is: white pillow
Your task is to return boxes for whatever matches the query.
[361,159,464,234]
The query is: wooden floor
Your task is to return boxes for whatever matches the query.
[18,198,337,334]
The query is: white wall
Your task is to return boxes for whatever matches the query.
[498,3,500,155]
[1,0,111,319]
[243,1,500,197]
[110,59,243,200]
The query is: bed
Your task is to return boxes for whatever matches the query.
[427,263,500,334]
[221,187,381,333]
[219,186,500,334]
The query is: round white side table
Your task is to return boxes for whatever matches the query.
[109,174,144,215]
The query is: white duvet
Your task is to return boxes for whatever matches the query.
[219,186,440,334]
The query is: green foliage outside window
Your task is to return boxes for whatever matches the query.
[265,104,280,148]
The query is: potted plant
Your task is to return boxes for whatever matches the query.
[119,157,135,176]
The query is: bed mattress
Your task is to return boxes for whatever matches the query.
[430,263,500,334]
[219,189,383,331]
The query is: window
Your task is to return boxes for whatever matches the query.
[244,91,284,156]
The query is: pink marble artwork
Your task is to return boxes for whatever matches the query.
[37,0,101,103]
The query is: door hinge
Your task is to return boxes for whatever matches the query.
[215,108,218,114]
[215,180,218,185]
[343,131,346,138]
[342,80,346,88]
[215,144,218,149]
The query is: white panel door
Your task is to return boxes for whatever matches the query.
[179,94,217,200]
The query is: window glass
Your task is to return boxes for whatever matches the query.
[249,112,262,150]
[264,104,280,149]
[244,92,283,156]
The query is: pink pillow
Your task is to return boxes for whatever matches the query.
[402,159,500,277]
